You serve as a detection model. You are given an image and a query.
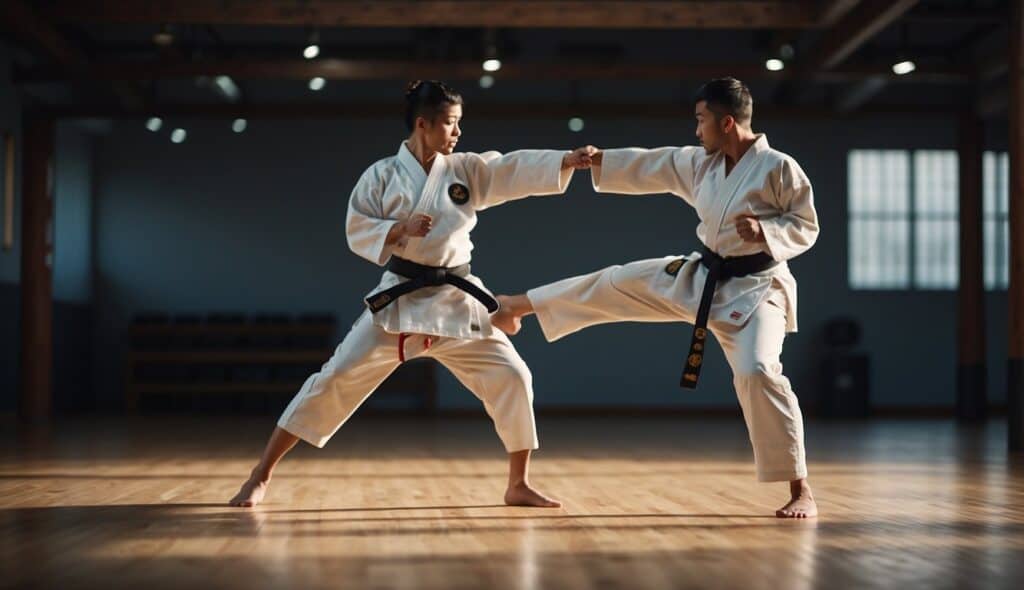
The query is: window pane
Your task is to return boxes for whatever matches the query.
[1000,152,1009,215]
[983,151,1009,290]
[849,150,910,215]
[985,219,998,289]
[984,151,997,216]
[914,150,958,216]
[849,150,911,290]
[915,219,958,289]
[850,219,910,289]
[1000,220,1009,288]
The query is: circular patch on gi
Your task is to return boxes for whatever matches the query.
[688,353,703,368]
[664,258,684,276]
[448,182,470,205]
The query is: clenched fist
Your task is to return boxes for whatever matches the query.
[562,145,599,170]
[736,215,765,243]
[387,213,434,249]
[402,213,433,238]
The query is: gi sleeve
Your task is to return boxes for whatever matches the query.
[761,158,820,262]
[591,146,702,207]
[459,150,574,211]
[346,167,400,266]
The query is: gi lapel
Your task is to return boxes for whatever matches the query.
[704,134,769,251]
[401,145,448,257]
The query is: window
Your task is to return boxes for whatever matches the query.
[848,150,911,289]
[849,149,1007,291]
[984,151,1009,290]
[913,150,958,290]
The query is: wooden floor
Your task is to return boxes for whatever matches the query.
[1,415,1022,590]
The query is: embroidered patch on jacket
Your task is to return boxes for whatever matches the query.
[448,183,470,205]
[664,258,684,276]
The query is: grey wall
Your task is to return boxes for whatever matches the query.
[88,111,1009,413]
[54,122,94,305]
[52,121,95,412]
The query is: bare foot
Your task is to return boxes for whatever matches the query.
[504,481,562,508]
[229,470,270,507]
[492,295,524,335]
[776,484,817,519]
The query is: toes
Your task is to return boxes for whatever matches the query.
[776,507,799,518]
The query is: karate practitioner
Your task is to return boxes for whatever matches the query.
[492,78,820,518]
[230,80,592,508]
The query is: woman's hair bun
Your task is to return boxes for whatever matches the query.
[404,80,424,99]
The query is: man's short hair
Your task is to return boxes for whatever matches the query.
[693,77,753,124]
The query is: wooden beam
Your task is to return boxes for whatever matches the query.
[835,76,888,111]
[831,57,972,110]
[816,0,862,26]
[41,101,958,120]
[957,112,986,422]
[42,0,821,29]
[1008,0,1024,451]
[0,0,145,109]
[0,0,90,72]
[776,0,917,106]
[18,116,54,424]
[810,0,919,70]
[12,58,972,84]
[903,7,1003,26]
[815,63,971,83]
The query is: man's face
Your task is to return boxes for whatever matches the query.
[694,100,728,154]
[419,103,462,155]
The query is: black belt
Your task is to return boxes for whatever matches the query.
[679,245,779,389]
[365,256,499,314]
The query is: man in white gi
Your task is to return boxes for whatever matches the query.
[230,80,593,508]
[492,78,820,518]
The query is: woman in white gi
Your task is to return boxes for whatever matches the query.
[230,80,591,508]
[493,78,820,518]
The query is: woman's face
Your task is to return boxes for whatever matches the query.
[418,103,462,155]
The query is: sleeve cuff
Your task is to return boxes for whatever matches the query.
[760,217,783,261]
[557,163,574,193]
[371,220,399,266]
[590,149,623,192]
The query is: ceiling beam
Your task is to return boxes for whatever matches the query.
[41,1,822,29]
[902,7,1003,26]
[835,76,888,112]
[1,0,91,72]
[42,101,959,120]
[0,0,146,109]
[777,0,918,108]
[809,0,919,71]
[12,58,973,84]
[815,0,862,27]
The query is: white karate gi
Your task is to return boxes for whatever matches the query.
[527,134,819,481]
[279,142,573,451]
